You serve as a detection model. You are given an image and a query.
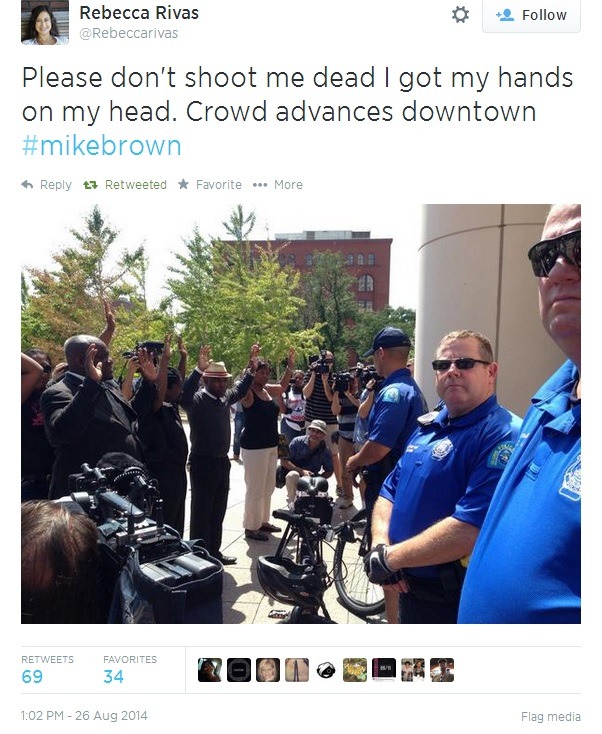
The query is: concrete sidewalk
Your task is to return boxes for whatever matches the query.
[181,429,386,624]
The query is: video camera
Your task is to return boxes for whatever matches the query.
[333,371,353,393]
[308,349,332,375]
[68,461,170,552]
[63,458,224,622]
[358,364,383,392]
[122,340,165,359]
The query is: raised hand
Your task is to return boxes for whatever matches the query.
[84,344,103,383]
[137,348,158,382]
[198,344,211,371]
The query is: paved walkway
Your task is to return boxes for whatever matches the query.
[180,420,386,624]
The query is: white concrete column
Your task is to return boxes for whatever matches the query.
[414,204,565,417]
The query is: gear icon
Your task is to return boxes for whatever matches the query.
[452,6,469,22]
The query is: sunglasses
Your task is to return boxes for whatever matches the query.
[41,364,52,373]
[527,229,580,277]
[432,358,491,372]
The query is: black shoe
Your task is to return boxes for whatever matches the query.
[216,553,237,565]
[245,529,269,541]
[260,523,281,533]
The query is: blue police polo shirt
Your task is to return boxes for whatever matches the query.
[380,394,521,578]
[287,435,333,475]
[366,368,427,469]
[458,361,581,623]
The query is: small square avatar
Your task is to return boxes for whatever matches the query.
[256,658,280,682]
[343,658,367,682]
[285,658,309,682]
[198,658,222,682]
[430,657,455,682]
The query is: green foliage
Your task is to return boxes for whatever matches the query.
[168,226,323,375]
[345,306,417,360]
[20,206,171,364]
[298,250,359,360]
[222,204,256,242]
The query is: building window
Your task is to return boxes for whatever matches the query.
[357,253,364,265]
[358,300,373,311]
[368,253,375,265]
[305,254,313,266]
[357,274,374,292]
[346,253,354,265]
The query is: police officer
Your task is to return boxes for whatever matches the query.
[365,330,521,624]
[459,205,581,623]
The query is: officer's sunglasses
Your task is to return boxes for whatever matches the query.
[527,229,580,277]
[432,358,491,372]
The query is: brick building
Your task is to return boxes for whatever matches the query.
[251,231,392,312]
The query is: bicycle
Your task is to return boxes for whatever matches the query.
[257,478,384,622]
[332,507,385,618]
[257,505,338,623]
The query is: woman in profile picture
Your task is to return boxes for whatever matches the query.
[198,659,221,682]
[22,5,68,45]
[256,658,279,682]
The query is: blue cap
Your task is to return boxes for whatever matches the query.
[363,327,411,357]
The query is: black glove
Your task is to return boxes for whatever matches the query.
[364,544,406,586]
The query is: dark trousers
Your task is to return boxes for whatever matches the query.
[148,462,187,537]
[189,455,231,555]
[398,571,464,624]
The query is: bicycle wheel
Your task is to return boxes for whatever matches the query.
[333,525,385,617]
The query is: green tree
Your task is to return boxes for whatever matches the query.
[166,209,324,376]
[222,204,256,241]
[345,305,417,360]
[298,250,359,365]
[21,206,168,363]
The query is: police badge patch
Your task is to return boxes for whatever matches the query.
[488,441,515,468]
[381,387,401,404]
[431,438,453,461]
[559,453,581,502]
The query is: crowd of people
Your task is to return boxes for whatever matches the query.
[21,205,580,624]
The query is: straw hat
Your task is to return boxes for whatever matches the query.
[202,361,231,378]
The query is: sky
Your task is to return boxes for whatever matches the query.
[22,193,423,312]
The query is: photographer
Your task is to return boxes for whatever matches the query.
[303,350,342,493]
[331,368,361,508]
[279,369,307,446]
[279,420,333,507]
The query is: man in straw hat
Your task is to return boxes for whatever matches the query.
[181,344,259,564]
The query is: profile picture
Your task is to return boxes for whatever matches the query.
[343,658,367,682]
[197,658,222,682]
[401,658,413,682]
[256,658,280,682]
[285,658,309,682]
[227,658,252,682]
[21,2,69,45]
[412,658,426,680]
[430,657,455,682]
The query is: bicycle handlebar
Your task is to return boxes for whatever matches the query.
[272,507,365,538]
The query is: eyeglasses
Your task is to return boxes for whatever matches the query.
[41,364,52,373]
[432,358,491,372]
[527,229,580,277]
